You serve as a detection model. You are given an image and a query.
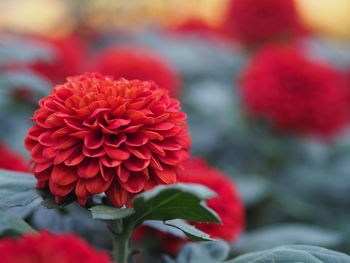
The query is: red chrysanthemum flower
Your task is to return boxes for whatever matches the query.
[241,45,348,136]
[31,35,87,84]
[0,143,28,172]
[88,47,181,97]
[0,231,112,263]
[133,158,244,255]
[223,0,304,44]
[25,73,190,207]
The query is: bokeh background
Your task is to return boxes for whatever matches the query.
[2,0,350,261]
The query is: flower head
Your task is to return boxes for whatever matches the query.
[25,73,190,206]
[0,231,112,263]
[31,35,87,83]
[89,47,181,97]
[133,158,244,254]
[223,0,304,44]
[241,45,348,136]
[0,143,28,172]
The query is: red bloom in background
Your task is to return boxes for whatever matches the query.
[89,47,181,97]
[179,158,244,241]
[0,231,112,263]
[0,143,28,172]
[241,45,348,136]
[133,158,244,254]
[25,73,190,206]
[31,35,87,84]
[223,0,304,44]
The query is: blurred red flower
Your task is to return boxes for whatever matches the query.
[133,158,244,255]
[0,231,112,263]
[88,47,181,97]
[0,143,28,172]
[241,45,348,136]
[31,35,87,84]
[25,73,190,206]
[223,0,304,44]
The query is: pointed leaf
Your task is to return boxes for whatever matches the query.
[164,219,213,241]
[132,183,221,224]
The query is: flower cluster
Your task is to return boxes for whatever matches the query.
[88,47,181,97]
[223,0,304,44]
[241,45,348,136]
[0,143,28,172]
[133,158,244,254]
[25,73,190,206]
[0,231,112,263]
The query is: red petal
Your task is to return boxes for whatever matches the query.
[49,180,75,197]
[123,157,150,172]
[85,175,113,194]
[104,145,131,160]
[117,165,130,182]
[125,133,148,147]
[147,122,175,131]
[158,150,185,165]
[34,161,53,173]
[107,118,131,129]
[28,125,45,140]
[100,156,122,167]
[106,182,129,207]
[64,146,84,166]
[83,146,105,157]
[77,158,100,179]
[154,167,177,184]
[147,141,166,156]
[150,156,163,171]
[54,137,79,150]
[125,145,151,159]
[75,179,91,200]
[120,172,147,193]
[51,127,72,139]
[38,131,59,147]
[64,118,85,130]
[141,130,164,140]
[105,133,127,147]
[35,168,52,181]
[54,145,79,165]
[51,165,78,185]
[84,131,104,149]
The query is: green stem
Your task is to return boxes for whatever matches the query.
[110,220,134,263]
[112,234,129,263]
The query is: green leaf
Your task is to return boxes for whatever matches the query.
[164,219,213,241]
[0,210,36,235]
[0,169,42,208]
[164,240,230,263]
[132,183,221,224]
[89,205,135,220]
[227,245,350,263]
[233,224,341,254]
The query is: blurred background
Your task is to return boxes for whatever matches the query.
[2,0,350,261]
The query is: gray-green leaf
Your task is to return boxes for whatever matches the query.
[0,169,42,208]
[89,205,135,220]
[227,245,350,263]
[0,210,36,235]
